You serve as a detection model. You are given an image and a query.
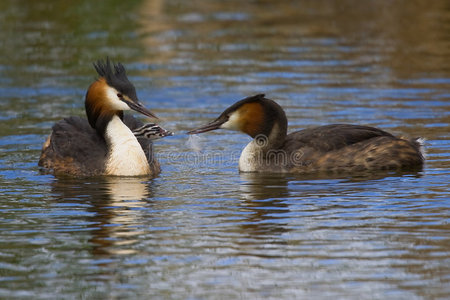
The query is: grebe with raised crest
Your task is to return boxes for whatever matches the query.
[39,58,171,177]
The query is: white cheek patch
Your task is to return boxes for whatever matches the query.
[105,86,130,111]
[220,111,241,131]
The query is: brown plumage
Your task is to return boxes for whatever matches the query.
[39,58,163,177]
[39,115,160,176]
[188,94,425,174]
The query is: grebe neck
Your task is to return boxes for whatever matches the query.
[239,121,287,172]
[104,115,150,176]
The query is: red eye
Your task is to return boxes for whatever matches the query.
[117,93,123,98]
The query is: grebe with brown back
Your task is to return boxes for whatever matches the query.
[39,58,171,177]
[188,94,424,174]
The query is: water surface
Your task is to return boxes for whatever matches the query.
[0,0,449,299]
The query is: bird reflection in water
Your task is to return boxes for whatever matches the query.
[237,170,423,239]
[50,176,153,257]
[238,173,291,237]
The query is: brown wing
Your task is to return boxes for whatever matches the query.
[282,124,423,173]
[38,116,107,175]
[38,114,155,176]
[283,124,395,152]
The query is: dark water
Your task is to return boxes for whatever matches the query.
[1,0,449,299]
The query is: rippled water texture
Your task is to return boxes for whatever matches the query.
[1,0,449,299]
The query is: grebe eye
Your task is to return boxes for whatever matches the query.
[117,93,123,98]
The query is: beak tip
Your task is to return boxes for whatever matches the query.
[187,117,226,135]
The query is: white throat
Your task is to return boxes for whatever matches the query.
[104,115,150,176]
[239,140,261,172]
[238,122,283,172]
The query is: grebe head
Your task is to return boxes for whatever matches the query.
[188,94,287,138]
[85,58,158,134]
[133,123,174,140]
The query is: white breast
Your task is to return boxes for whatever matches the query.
[238,141,259,172]
[238,122,284,173]
[104,115,150,176]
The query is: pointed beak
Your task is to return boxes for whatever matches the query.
[127,101,158,119]
[187,117,227,134]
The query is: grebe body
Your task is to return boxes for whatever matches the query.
[39,59,169,177]
[188,94,424,174]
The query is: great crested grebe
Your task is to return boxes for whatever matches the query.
[39,58,171,177]
[188,94,425,174]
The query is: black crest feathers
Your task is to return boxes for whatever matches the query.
[93,58,138,102]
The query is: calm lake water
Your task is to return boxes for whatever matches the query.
[1,0,449,299]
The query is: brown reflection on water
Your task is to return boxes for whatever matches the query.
[136,0,449,77]
[51,177,153,256]
[240,173,449,298]
[238,173,291,236]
